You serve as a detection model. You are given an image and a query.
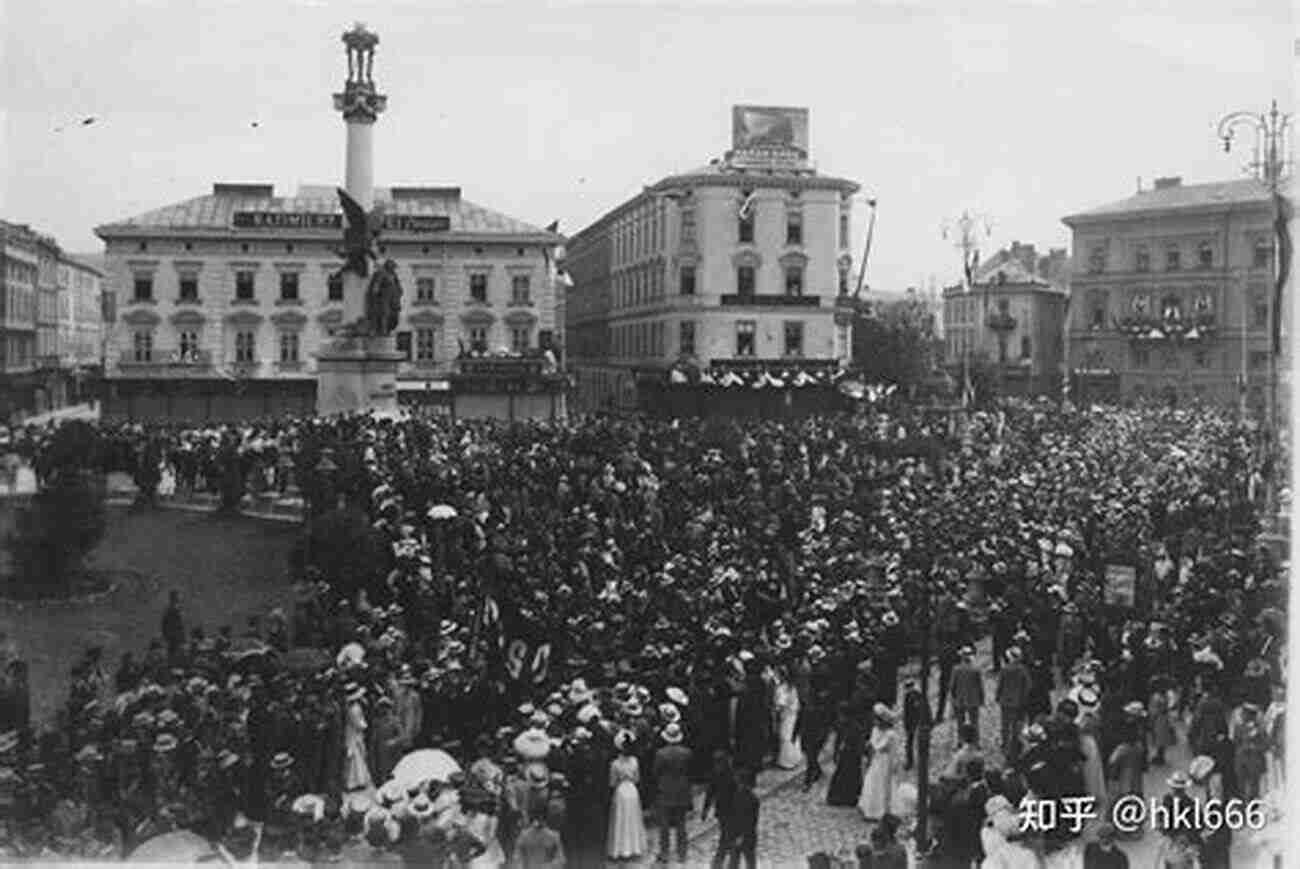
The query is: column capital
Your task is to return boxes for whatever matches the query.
[334,83,387,124]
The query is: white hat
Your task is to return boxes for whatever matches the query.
[661,722,684,744]
[665,686,688,706]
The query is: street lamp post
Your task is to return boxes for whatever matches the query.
[1216,100,1292,440]
[941,211,993,417]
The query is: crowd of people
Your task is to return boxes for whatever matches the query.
[0,398,1289,867]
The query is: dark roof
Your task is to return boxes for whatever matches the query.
[95,185,559,242]
[1064,178,1280,224]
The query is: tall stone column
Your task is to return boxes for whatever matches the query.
[316,22,402,416]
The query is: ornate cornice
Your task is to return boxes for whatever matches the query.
[270,309,308,328]
[504,309,539,326]
[731,249,762,269]
[170,309,205,327]
[408,309,445,326]
[122,309,161,326]
[225,310,264,326]
[461,309,496,326]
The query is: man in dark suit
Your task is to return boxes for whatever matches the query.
[718,768,759,869]
[902,678,929,770]
[798,658,833,791]
[949,645,985,734]
[995,646,1032,762]
[654,723,693,865]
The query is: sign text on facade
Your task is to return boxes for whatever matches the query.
[232,212,451,232]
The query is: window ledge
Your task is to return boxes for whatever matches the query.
[274,297,303,306]
[276,360,304,371]
[466,298,491,306]
[412,298,440,307]
[129,297,157,306]
[508,299,534,307]
[231,298,259,306]
[175,297,202,306]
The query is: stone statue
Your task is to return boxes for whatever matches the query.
[334,187,383,280]
[364,259,403,337]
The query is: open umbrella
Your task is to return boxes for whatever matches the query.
[228,637,271,659]
[390,749,461,789]
[427,504,458,521]
[128,830,221,863]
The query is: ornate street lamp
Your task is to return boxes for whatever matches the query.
[1217,100,1292,515]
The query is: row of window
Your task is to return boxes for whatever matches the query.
[132,270,533,306]
[609,319,807,359]
[614,264,667,309]
[945,333,1033,360]
[1088,240,1273,274]
[736,210,805,246]
[1085,291,1268,329]
[4,260,37,284]
[615,202,668,267]
[4,286,36,322]
[4,334,34,368]
[1124,346,1268,371]
[127,324,533,366]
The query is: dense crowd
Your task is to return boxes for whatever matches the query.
[0,399,1288,866]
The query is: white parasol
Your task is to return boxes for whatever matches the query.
[128,830,221,863]
[390,748,462,789]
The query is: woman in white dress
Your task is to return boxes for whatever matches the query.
[1075,696,1108,810]
[772,665,804,770]
[343,683,373,792]
[606,730,647,860]
[858,703,899,821]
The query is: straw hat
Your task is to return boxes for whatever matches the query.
[665,686,689,706]
[153,733,179,754]
[271,752,294,771]
[1188,755,1216,781]
[1167,771,1192,790]
[661,722,684,744]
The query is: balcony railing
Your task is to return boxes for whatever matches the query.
[720,294,822,307]
[118,349,213,368]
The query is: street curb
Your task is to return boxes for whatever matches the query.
[104,496,303,525]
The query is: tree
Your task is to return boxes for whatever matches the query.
[3,422,106,599]
[289,503,393,601]
[852,291,939,394]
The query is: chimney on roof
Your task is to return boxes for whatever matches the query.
[1153,176,1182,190]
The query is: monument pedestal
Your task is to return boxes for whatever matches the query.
[315,334,404,416]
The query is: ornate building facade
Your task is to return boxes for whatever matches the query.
[565,106,860,413]
[95,183,562,420]
[942,245,1070,397]
[1063,176,1283,409]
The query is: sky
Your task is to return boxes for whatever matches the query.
[2,0,1295,292]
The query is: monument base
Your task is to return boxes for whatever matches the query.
[315,334,404,416]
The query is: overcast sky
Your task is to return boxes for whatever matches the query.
[2,0,1294,291]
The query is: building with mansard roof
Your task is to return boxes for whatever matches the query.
[1062,175,1286,411]
[94,183,563,420]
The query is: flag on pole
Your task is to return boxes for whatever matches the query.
[738,191,758,220]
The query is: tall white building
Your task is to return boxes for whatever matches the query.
[95,183,562,420]
[566,106,860,413]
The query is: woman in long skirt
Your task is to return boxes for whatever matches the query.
[606,731,647,860]
[772,667,804,770]
[343,684,372,793]
[1077,708,1108,811]
[826,702,865,807]
[858,704,899,821]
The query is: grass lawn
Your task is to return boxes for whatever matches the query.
[0,504,299,727]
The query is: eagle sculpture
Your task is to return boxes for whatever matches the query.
[334,187,385,280]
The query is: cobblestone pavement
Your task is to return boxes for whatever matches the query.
[672,642,1277,868]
